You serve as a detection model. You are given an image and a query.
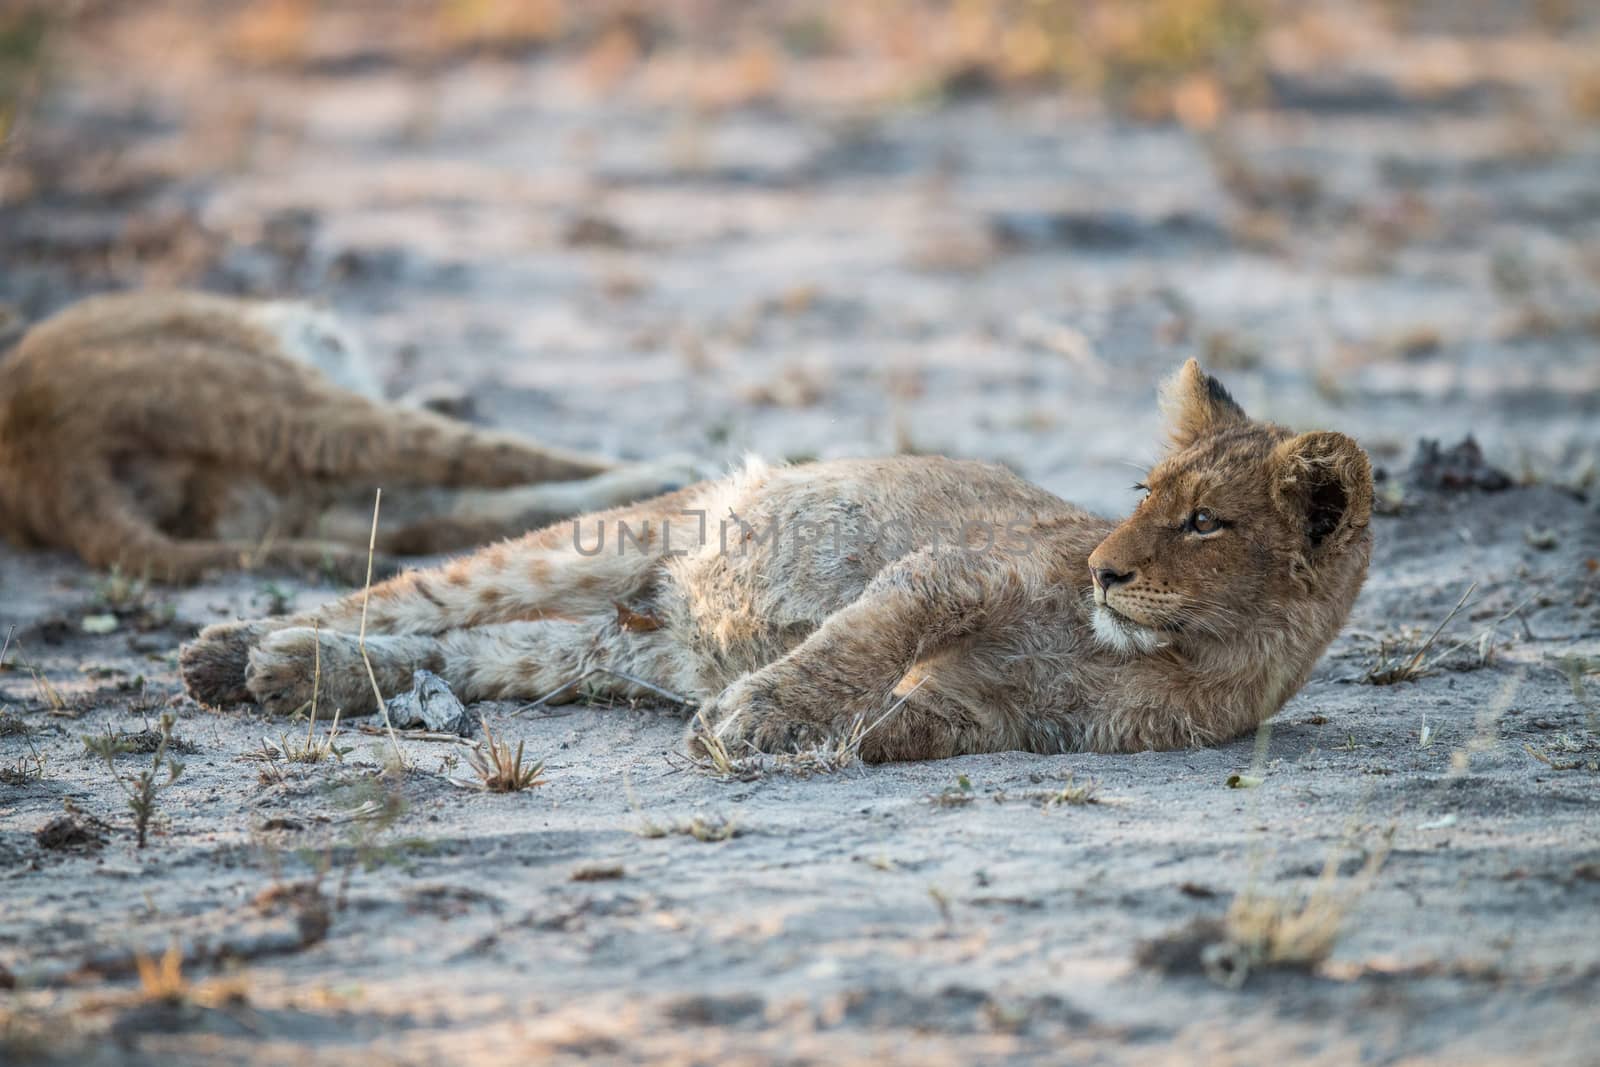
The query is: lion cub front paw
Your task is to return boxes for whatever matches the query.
[688,676,831,757]
[246,628,370,717]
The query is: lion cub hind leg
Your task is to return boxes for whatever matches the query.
[436,619,694,705]
[267,484,708,637]
[180,486,709,708]
[245,628,444,717]
[239,618,688,717]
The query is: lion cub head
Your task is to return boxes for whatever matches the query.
[1086,360,1373,656]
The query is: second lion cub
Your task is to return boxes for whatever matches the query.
[181,361,1373,759]
[0,291,696,582]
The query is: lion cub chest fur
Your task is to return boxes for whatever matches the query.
[652,456,1107,698]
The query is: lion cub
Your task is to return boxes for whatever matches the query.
[0,291,695,582]
[181,360,1372,759]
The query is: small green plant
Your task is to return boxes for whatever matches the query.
[255,580,294,615]
[83,724,198,759]
[88,711,185,848]
[326,773,411,871]
[1550,653,1600,711]
[92,566,148,611]
[930,773,978,807]
[252,730,352,767]
[86,565,176,629]
[0,7,49,142]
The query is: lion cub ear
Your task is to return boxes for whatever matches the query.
[1270,431,1373,555]
[1159,359,1248,449]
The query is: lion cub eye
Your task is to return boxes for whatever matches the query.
[1187,509,1223,535]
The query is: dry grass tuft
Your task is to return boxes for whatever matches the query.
[1363,584,1475,685]
[261,620,351,765]
[1042,775,1098,806]
[1365,586,1541,687]
[1139,828,1393,987]
[684,680,928,780]
[4,636,73,716]
[135,943,188,1005]
[686,720,743,778]
[466,718,547,792]
[637,812,739,842]
[1208,831,1392,987]
[571,863,625,882]
[1524,735,1599,772]
[250,729,352,769]
[0,735,45,786]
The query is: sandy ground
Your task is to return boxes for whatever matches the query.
[2,3,1599,1063]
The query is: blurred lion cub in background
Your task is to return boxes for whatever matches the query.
[0,291,695,582]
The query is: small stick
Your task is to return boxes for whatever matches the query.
[357,489,405,769]
[512,668,602,715]
[355,725,477,745]
[513,665,695,716]
[1399,582,1476,677]
[304,619,322,751]
[849,676,928,754]
[0,623,14,671]
[1422,588,1541,671]
[590,667,694,707]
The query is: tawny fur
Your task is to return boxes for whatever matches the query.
[180,360,1373,759]
[0,291,697,582]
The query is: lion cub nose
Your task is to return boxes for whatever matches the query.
[1092,566,1135,591]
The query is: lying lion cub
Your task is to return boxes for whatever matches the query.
[181,360,1372,758]
[0,291,693,582]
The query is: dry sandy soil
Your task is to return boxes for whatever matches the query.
[2,2,1599,1063]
